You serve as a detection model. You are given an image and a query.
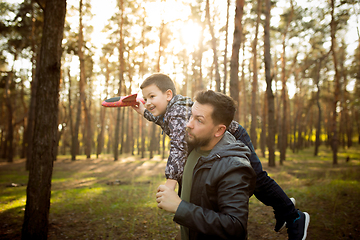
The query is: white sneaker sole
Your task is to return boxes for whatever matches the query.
[302,212,310,240]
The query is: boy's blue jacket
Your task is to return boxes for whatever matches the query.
[144,94,240,182]
[174,132,256,239]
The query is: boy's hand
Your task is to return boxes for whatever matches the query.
[156,185,181,213]
[131,100,145,116]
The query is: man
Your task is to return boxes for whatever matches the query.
[156,90,256,239]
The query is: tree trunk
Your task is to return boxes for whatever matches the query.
[72,95,81,160]
[20,77,28,159]
[96,59,109,158]
[280,0,294,164]
[230,0,245,122]
[241,37,247,128]
[21,0,66,239]
[25,0,39,170]
[206,0,221,92]
[25,70,37,168]
[140,117,145,158]
[264,0,275,167]
[223,0,230,94]
[139,16,146,158]
[120,107,125,154]
[67,69,74,160]
[314,67,322,156]
[78,0,91,159]
[330,0,340,165]
[4,65,15,163]
[114,0,124,161]
[260,92,267,158]
[250,0,261,150]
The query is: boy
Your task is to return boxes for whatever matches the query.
[132,73,310,240]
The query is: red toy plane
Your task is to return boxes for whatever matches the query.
[101,93,145,107]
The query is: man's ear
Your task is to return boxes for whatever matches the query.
[166,89,173,101]
[214,125,227,138]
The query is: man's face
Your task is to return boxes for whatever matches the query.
[141,84,172,117]
[185,101,219,150]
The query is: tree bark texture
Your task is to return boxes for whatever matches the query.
[114,0,124,161]
[230,0,244,122]
[206,0,221,92]
[330,0,340,165]
[264,0,275,167]
[21,0,66,239]
[250,0,261,150]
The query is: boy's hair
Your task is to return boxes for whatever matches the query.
[194,90,236,128]
[140,73,176,95]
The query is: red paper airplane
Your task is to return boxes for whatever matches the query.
[101,93,145,107]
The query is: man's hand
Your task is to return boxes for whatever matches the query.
[131,100,145,116]
[156,185,181,213]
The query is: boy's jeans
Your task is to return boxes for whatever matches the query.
[233,124,297,220]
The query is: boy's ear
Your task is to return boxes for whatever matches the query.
[166,89,173,101]
[214,124,226,138]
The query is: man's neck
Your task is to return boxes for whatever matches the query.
[199,135,223,151]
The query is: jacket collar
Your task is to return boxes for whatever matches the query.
[199,132,251,162]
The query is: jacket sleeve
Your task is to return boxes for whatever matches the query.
[144,106,189,182]
[173,161,256,239]
[164,112,189,181]
[143,109,164,127]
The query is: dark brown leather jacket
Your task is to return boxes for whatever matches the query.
[173,132,256,240]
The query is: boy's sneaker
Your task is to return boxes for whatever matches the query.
[286,210,310,240]
[275,197,296,232]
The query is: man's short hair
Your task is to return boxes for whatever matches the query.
[140,73,176,95]
[194,90,236,128]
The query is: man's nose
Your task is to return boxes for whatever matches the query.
[186,118,193,128]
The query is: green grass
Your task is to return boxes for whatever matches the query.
[1,144,360,239]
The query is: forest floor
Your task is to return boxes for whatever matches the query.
[1,145,360,240]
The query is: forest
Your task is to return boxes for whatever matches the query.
[1,0,360,165]
[0,0,360,239]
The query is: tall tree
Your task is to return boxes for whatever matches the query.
[230,0,245,122]
[223,0,230,94]
[250,0,262,150]
[205,0,221,92]
[264,0,275,166]
[96,55,110,158]
[330,0,340,165]
[4,66,14,163]
[21,0,66,239]
[78,0,91,159]
[24,0,43,169]
[314,57,323,156]
[279,0,294,164]
[114,0,124,161]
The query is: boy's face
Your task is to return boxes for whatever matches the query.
[142,84,172,117]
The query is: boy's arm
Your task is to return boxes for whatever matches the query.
[132,101,163,126]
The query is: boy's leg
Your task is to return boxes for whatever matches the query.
[233,125,309,239]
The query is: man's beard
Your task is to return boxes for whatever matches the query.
[185,128,211,149]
